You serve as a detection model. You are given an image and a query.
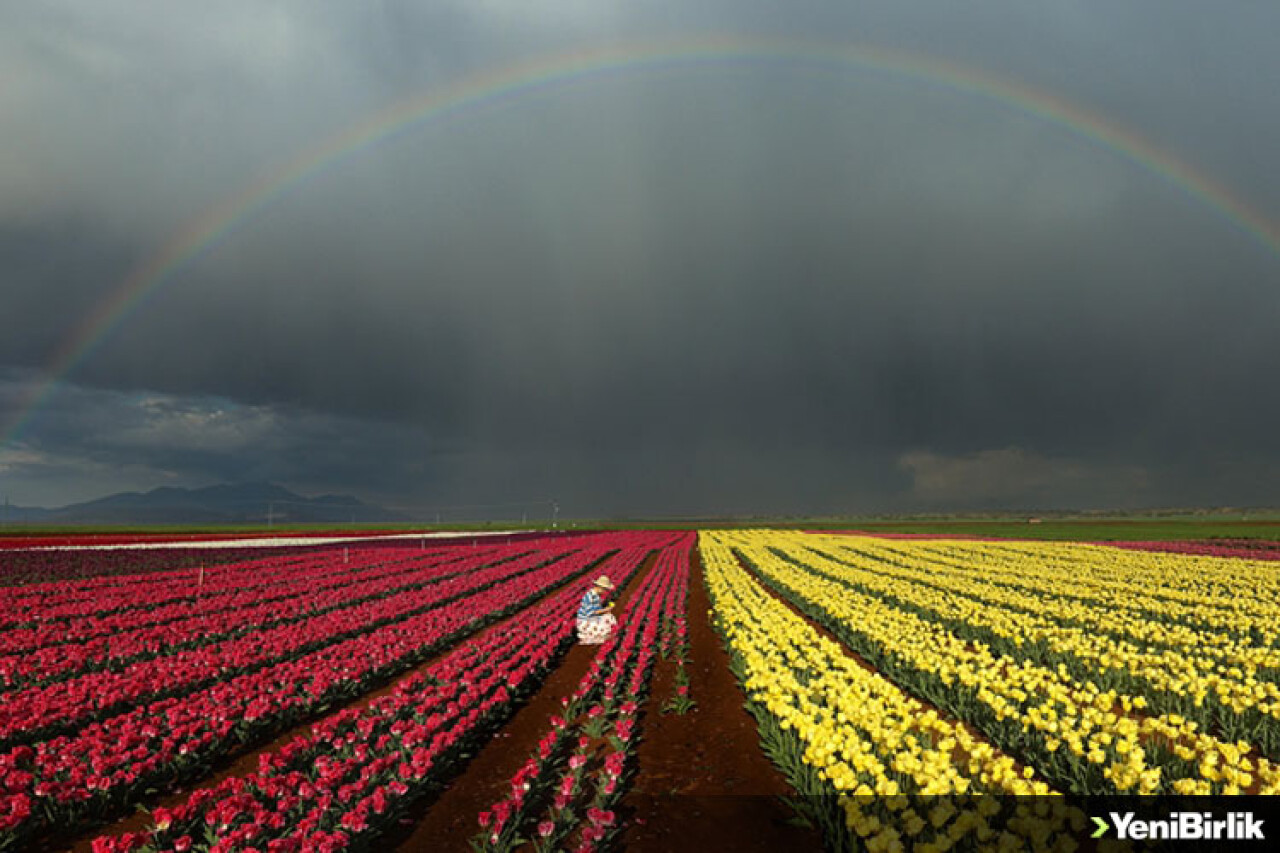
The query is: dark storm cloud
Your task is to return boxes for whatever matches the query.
[0,222,138,368]
[2,1,1278,514]
[0,369,437,507]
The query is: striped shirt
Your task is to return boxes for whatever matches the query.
[577,589,604,620]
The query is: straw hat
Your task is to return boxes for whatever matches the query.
[592,575,615,590]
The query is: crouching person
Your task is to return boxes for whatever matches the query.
[576,574,617,645]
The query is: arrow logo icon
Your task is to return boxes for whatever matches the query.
[1091,816,1110,838]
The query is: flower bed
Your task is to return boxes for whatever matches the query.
[1,542,502,630]
[1103,539,1280,561]
[2,551,314,625]
[0,546,519,688]
[787,538,1280,749]
[4,541,585,755]
[743,533,1280,782]
[0,537,642,849]
[701,532,1081,852]
[0,543,581,748]
[82,536,678,853]
[698,529,1280,853]
[0,545,333,589]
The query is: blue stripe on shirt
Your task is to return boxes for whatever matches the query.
[577,589,603,620]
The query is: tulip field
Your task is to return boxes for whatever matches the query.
[2,526,1279,852]
[703,530,1280,851]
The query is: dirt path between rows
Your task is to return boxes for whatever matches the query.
[382,552,659,852]
[617,545,822,853]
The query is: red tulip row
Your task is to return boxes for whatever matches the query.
[474,534,693,853]
[658,553,690,659]
[0,547,456,657]
[0,542,583,748]
[1103,539,1280,560]
[0,536,640,849]
[0,546,520,689]
[1,543,490,629]
[2,549,329,615]
[657,557,694,716]
[0,545,329,589]
[0,532,412,551]
[1,545,503,659]
[82,535,678,853]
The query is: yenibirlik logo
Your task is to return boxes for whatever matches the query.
[1092,812,1265,842]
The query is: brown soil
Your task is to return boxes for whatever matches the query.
[384,553,659,852]
[617,545,823,853]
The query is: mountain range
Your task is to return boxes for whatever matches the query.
[0,482,406,525]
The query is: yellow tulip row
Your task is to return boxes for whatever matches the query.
[992,540,1280,604]
[941,540,1280,632]
[823,537,1260,658]
[718,531,1280,796]
[786,538,1280,719]
[700,534,1083,851]
[828,540,1253,657]
[836,536,1280,643]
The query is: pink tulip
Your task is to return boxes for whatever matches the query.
[587,808,616,827]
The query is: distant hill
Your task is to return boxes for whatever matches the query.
[0,482,407,525]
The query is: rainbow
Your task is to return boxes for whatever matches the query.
[5,35,1278,447]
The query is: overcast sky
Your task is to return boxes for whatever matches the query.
[2,1,1278,517]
